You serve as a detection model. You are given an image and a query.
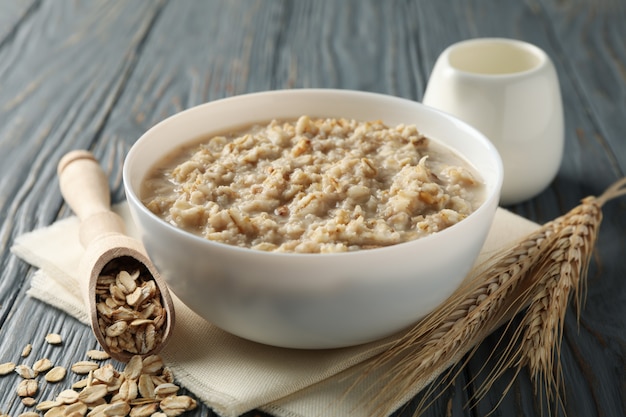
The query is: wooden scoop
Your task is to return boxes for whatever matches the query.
[57,150,174,362]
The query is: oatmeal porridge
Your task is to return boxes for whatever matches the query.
[141,116,485,253]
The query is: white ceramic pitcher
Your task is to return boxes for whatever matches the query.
[423,38,564,205]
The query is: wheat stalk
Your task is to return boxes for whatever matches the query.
[353,224,561,416]
[353,177,626,417]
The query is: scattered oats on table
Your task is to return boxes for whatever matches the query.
[32,358,53,374]
[20,397,36,407]
[55,388,79,404]
[34,401,60,412]
[86,349,110,360]
[14,365,36,379]
[16,379,38,397]
[1,327,197,417]
[44,333,62,345]
[20,344,32,358]
[70,360,99,374]
[0,362,15,375]
[44,366,66,383]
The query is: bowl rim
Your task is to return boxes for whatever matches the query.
[123,88,503,258]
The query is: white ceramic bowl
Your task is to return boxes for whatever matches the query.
[123,89,503,349]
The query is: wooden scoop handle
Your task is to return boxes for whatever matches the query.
[58,150,126,247]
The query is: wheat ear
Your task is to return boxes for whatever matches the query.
[353,224,561,416]
[474,179,625,416]
[355,177,626,417]
[472,197,603,415]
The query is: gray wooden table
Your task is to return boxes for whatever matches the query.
[1,1,624,416]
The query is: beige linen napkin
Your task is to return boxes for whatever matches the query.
[11,203,539,417]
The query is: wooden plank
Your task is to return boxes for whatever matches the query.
[531,2,626,417]
[538,0,626,172]
[0,0,167,229]
[0,0,39,46]
[0,2,175,416]
[405,1,626,417]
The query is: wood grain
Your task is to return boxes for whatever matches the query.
[0,1,624,416]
